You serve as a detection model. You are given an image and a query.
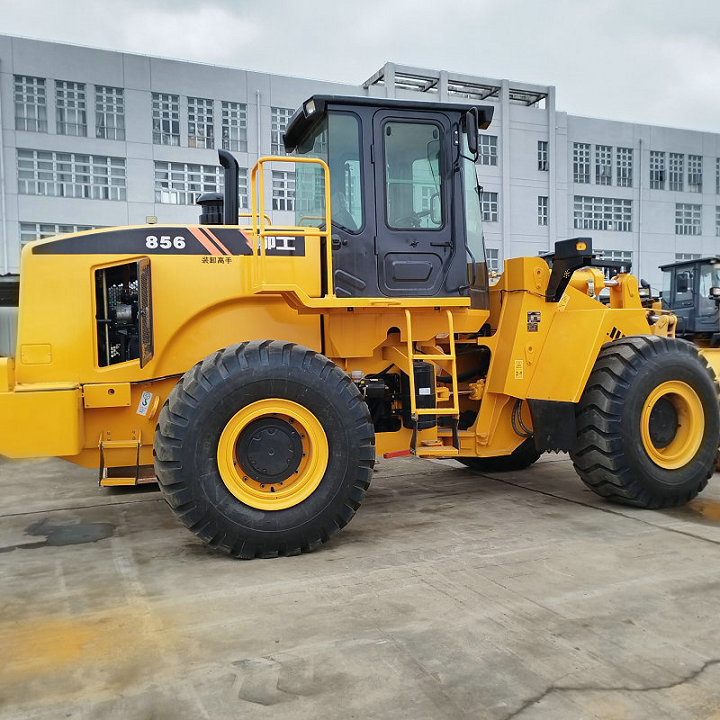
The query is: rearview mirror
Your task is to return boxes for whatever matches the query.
[465,108,479,159]
[710,286,720,300]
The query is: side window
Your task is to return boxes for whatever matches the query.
[329,113,363,232]
[294,112,364,233]
[384,121,443,230]
[675,268,694,306]
[698,265,720,316]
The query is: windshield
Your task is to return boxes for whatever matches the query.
[660,270,672,309]
[293,113,363,232]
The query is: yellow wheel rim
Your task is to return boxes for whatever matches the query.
[217,399,328,510]
[640,380,704,470]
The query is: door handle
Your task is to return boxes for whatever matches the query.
[331,234,342,249]
[430,240,452,247]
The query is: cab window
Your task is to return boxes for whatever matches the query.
[383,122,443,230]
[675,268,694,306]
[294,113,363,232]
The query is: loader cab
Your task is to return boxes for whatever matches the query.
[283,96,494,305]
[660,257,720,340]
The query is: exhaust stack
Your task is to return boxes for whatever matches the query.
[219,149,239,226]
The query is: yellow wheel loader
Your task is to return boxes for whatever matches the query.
[1,96,718,558]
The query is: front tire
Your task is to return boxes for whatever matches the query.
[153,341,375,558]
[570,336,719,508]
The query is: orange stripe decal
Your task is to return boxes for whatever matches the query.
[238,228,254,250]
[203,229,231,256]
[189,227,222,255]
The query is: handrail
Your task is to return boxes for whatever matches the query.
[250,156,333,298]
[238,212,271,226]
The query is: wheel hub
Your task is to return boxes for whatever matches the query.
[217,399,329,510]
[648,396,679,448]
[236,417,303,484]
[640,380,704,470]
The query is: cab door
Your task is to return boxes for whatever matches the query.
[372,111,459,297]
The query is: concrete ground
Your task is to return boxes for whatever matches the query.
[2,455,720,720]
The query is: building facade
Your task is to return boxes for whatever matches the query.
[1,34,719,292]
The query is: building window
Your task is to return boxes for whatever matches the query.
[616,147,633,187]
[188,97,214,149]
[595,145,612,185]
[573,143,591,184]
[478,135,498,166]
[55,80,87,136]
[271,107,294,155]
[669,153,684,192]
[20,222,95,248]
[573,196,632,232]
[152,93,180,146]
[486,248,501,273]
[272,170,295,211]
[537,140,548,171]
[95,86,125,141]
[153,161,247,207]
[676,252,701,261]
[716,207,720,237]
[596,249,632,274]
[14,75,47,133]
[480,191,498,222]
[650,151,666,190]
[675,203,702,235]
[221,101,247,152]
[716,158,720,195]
[238,168,249,209]
[537,196,548,226]
[17,149,126,200]
[688,154,703,193]
[154,161,223,204]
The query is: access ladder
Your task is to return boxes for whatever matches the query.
[404,309,460,456]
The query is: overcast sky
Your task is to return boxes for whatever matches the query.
[1,0,719,132]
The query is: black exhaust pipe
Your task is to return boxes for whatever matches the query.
[218,149,239,226]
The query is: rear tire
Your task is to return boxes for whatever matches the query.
[458,438,541,473]
[153,341,375,558]
[570,336,719,508]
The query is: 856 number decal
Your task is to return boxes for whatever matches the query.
[146,235,186,250]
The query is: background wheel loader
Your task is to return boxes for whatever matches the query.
[1,95,718,558]
[644,256,720,380]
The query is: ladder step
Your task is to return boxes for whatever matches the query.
[404,308,460,418]
[100,477,140,487]
[416,446,460,457]
[416,408,460,416]
[412,354,456,361]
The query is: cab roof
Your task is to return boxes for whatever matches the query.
[283,94,494,152]
[660,257,720,270]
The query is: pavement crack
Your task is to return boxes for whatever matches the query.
[0,496,165,519]
[503,657,720,719]
[479,472,720,547]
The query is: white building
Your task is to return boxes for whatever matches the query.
[1,34,719,293]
